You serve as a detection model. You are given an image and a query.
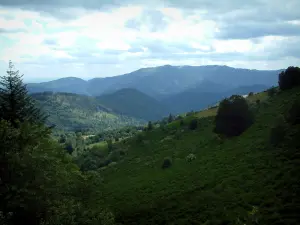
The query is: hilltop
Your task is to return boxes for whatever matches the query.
[27,65,281,99]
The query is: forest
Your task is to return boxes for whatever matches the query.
[1,61,300,225]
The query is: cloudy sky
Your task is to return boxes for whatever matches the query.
[0,0,299,82]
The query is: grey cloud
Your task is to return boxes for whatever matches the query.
[125,9,168,32]
[217,22,300,39]
[0,28,26,33]
[43,38,57,46]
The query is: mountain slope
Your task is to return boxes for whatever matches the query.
[96,88,169,121]
[98,86,300,225]
[163,82,270,114]
[28,77,89,95]
[27,65,282,98]
[32,92,144,132]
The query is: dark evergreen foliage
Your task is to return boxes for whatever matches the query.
[278,66,300,90]
[147,121,153,130]
[0,61,47,127]
[189,119,198,130]
[214,95,254,136]
[161,157,172,169]
[286,99,300,125]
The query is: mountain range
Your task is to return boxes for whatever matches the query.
[29,65,282,126]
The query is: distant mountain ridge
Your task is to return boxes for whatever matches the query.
[27,65,283,99]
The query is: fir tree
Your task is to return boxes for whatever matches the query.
[0,61,46,126]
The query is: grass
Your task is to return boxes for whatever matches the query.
[97,87,300,225]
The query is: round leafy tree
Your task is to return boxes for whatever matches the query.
[214,95,254,137]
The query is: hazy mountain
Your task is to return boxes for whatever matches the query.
[163,83,270,114]
[32,92,144,132]
[97,88,169,121]
[26,65,282,98]
[27,77,89,95]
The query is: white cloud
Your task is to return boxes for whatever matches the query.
[0,1,299,82]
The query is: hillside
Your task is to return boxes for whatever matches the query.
[97,88,169,121]
[88,86,300,224]
[32,92,144,132]
[163,83,269,114]
[27,65,282,98]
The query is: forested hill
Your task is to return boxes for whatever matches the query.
[27,65,282,98]
[97,88,169,121]
[79,66,300,225]
[31,92,144,132]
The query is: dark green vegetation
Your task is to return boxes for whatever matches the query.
[88,67,300,225]
[2,61,300,225]
[32,91,144,132]
[0,62,114,225]
[97,88,168,120]
[214,95,254,137]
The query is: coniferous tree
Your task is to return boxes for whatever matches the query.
[0,61,46,127]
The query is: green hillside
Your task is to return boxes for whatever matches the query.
[97,88,169,121]
[32,92,145,132]
[93,86,300,224]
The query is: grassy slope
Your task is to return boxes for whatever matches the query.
[99,87,300,225]
[32,92,144,132]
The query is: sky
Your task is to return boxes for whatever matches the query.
[0,0,300,82]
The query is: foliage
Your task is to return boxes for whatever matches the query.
[279,66,300,90]
[161,157,172,169]
[96,88,168,121]
[285,99,300,125]
[0,62,114,225]
[32,91,144,132]
[189,118,198,130]
[97,86,300,225]
[0,61,46,127]
[186,153,196,162]
[168,113,174,123]
[214,95,254,137]
[147,121,153,130]
[269,116,287,146]
[267,86,277,97]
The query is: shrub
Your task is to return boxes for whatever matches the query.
[256,99,260,105]
[180,119,184,126]
[214,95,254,137]
[186,153,196,162]
[267,86,277,97]
[147,121,153,130]
[161,157,172,169]
[269,117,287,146]
[286,100,300,125]
[248,92,254,96]
[279,66,300,90]
[189,119,198,130]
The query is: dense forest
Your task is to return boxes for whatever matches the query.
[1,61,300,225]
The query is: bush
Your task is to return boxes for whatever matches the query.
[161,157,172,169]
[286,100,300,125]
[279,66,300,90]
[186,153,196,162]
[256,99,260,105]
[180,119,184,126]
[189,119,198,130]
[267,86,277,97]
[269,117,287,146]
[214,95,254,137]
[248,92,254,96]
